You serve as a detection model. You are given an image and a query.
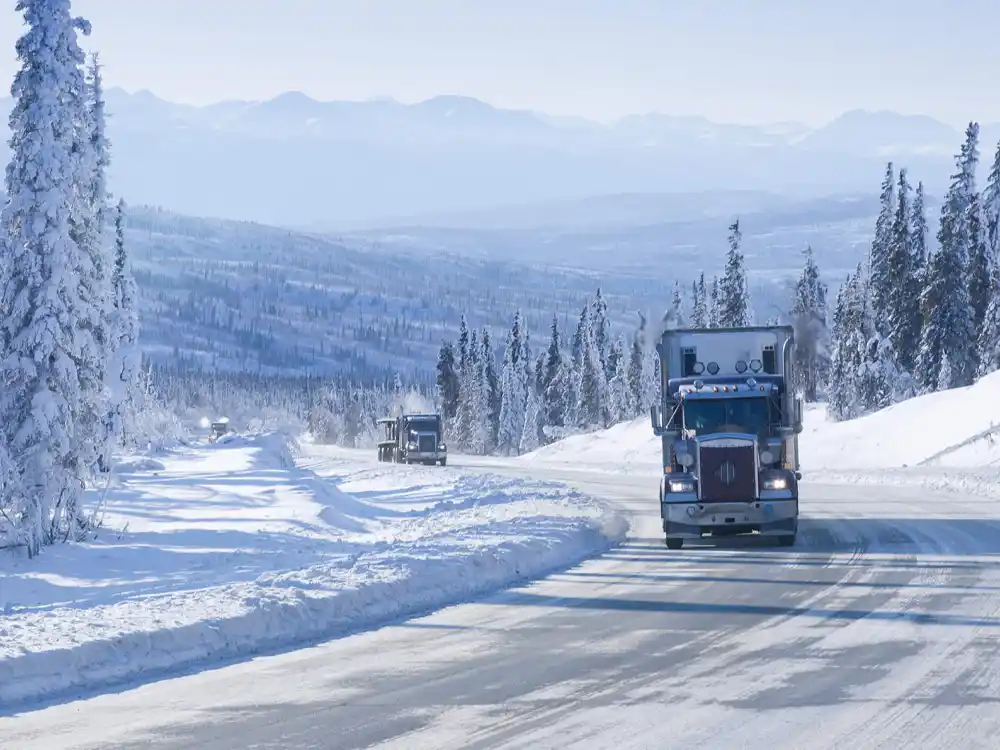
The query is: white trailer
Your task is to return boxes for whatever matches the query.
[649,325,804,549]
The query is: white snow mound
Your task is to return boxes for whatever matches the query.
[0,434,625,707]
[520,370,1000,476]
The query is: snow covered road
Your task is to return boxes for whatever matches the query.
[5,458,1000,749]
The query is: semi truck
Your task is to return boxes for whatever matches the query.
[377,412,448,466]
[649,325,803,549]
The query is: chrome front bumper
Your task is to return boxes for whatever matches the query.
[661,496,798,538]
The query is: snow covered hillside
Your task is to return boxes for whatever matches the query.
[125,205,679,381]
[0,434,625,707]
[520,370,1000,479]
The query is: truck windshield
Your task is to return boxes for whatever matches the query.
[683,397,770,435]
[405,417,439,432]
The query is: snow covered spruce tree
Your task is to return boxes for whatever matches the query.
[790,245,829,401]
[868,162,896,322]
[580,305,610,428]
[0,0,110,554]
[435,341,460,423]
[882,168,922,376]
[718,219,751,327]
[497,310,528,454]
[670,281,685,327]
[827,268,867,420]
[480,327,501,450]
[978,140,1000,375]
[591,287,613,381]
[708,276,721,327]
[690,273,708,327]
[540,314,567,431]
[967,191,991,364]
[109,199,143,446]
[627,314,647,417]
[917,123,981,392]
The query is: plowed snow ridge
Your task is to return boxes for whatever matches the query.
[0,434,626,707]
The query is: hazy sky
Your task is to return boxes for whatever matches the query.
[1,0,998,127]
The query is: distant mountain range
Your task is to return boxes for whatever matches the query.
[0,89,996,227]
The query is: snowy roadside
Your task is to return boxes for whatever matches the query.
[0,434,627,708]
[807,467,1000,500]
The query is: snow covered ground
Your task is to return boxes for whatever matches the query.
[519,371,1000,493]
[0,433,626,707]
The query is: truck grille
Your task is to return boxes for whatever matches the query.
[418,435,436,453]
[698,442,756,502]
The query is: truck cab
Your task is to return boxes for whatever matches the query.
[650,326,803,549]
[208,418,231,443]
[377,413,448,466]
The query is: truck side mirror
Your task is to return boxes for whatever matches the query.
[650,405,664,435]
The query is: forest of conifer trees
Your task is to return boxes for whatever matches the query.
[827,124,1000,420]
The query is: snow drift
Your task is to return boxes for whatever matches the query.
[519,370,1000,477]
[0,434,625,707]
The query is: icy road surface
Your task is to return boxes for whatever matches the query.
[4,459,1000,750]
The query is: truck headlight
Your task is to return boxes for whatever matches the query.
[668,479,696,493]
[407,441,417,449]
[439,443,447,451]
[762,477,788,490]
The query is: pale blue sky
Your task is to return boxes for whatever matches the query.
[2,0,998,126]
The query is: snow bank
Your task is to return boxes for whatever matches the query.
[519,418,661,474]
[0,435,625,707]
[801,370,1000,470]
[519,371,1000,481]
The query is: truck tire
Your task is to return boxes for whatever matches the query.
[665,538,684,550]
[439,458,447,467]
[778,534,796,547]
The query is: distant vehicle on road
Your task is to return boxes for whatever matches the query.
[650,325,803,549]
[377,413,448,466]
[208,418,231,443]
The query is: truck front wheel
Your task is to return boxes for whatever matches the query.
[665,538,684,550]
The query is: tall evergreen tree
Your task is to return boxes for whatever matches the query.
[455,330,477,450]
[0,0,99,554]
[718,219,751,327]
[74,47,115,479]
[578,308,608,428]
[607,334,630,423]
[541,314,565,427]
[590,288,611,379]
[790,245,829,401]
[457,314,470,373]
[481,327,500,451]
[869,162,896,322]
[566,304,589,427]
[985,140,1000,269]
[968,191,992,344]
[690,273,708,327]
[884,167,920,374]
[978,141,1000,376]
[109,199,141,446]
[827,268,867,420]
[435,341,460,421]
[708,276,721,327]
[627,312,647,417]
[497,311,527,454]
[918,123,980,390]
[911,181,930,283]
[671,281,685,327]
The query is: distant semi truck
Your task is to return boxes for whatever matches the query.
[650,325,803,549]
[208,418,231,443]
[377,413,448,466]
